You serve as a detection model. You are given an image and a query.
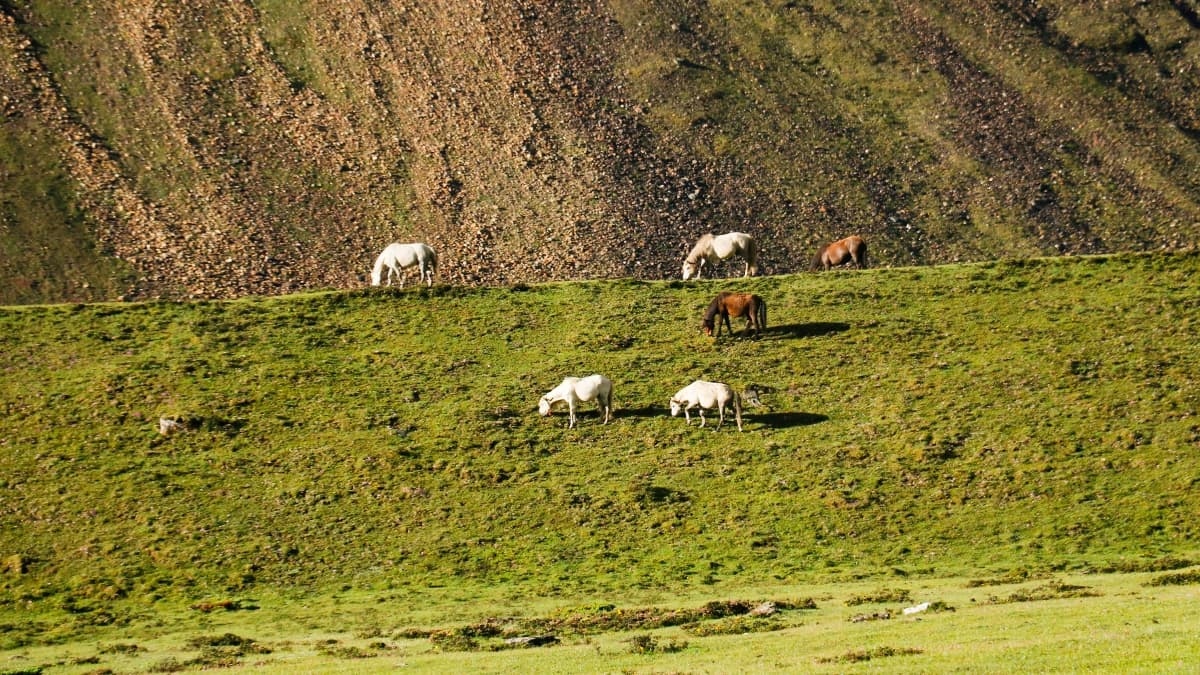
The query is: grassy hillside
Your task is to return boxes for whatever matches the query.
[3,251,1198,612]
[2,1,1199,303]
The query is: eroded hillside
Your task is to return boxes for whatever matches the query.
[2,0,1198,302]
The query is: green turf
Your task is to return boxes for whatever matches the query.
[2,251,1199,669]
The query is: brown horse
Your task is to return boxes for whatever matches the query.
[811,235,868,271]
[702,292,767,338]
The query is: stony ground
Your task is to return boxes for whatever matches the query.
[1,0,1198,302]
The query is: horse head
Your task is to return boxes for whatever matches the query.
[682,258,701,280]
[702,319,714,336]
[669,399,682,416]
[810,246,828,271]
[538,397,553,416]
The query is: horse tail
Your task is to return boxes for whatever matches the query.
[732,389,744,431]
[427,246,438,281]
[758,297,767,334]
[745,236,758,276]
[859,240,869,269]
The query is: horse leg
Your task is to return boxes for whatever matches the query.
[568,400,577,429]
[715,403,724,430]
[698,408,706,428]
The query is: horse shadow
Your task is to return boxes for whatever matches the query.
[751,411,828,428]
[762,322,850,340]
[618,404,670,419]
[615,405,826,430]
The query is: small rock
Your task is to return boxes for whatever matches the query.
[850,610,891,623]
[503,635,559,647]
[749,601,776,616]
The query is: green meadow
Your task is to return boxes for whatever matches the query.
[2,252,1199,671]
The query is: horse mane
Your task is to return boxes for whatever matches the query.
[810,245,828,270]
[687,233,714,263]
[702,294,722,326]
[371,248,389,285]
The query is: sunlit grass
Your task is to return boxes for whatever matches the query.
[2,251,1199,670]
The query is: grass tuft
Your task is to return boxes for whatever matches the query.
[989,581,1101,604]
[627,634,689,654]
[817,646,923,663]
[846,588,911,606]
[1144,569,1200,587]
[682,615,784,636]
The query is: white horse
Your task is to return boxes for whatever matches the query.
[539,374,613,429]
[682,232,758,280]
[669,380,743,431]
[371,242,437,287]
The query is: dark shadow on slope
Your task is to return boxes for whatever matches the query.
[752,412,828,428]
[616,404,670,419]
[762,322,850,339]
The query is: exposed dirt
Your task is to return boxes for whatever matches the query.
[1,1,1197,302]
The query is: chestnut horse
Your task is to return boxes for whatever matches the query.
[811,235,868,271]
[702,291,767,338]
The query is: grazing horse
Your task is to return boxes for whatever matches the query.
[538,374,613,429]
[371,242,437,287]
[682,232,758,280]
[811,235,868,271]
[670,380,743,431]
[702,291,767,338]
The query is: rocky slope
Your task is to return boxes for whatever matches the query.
[1,0,1198,302]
